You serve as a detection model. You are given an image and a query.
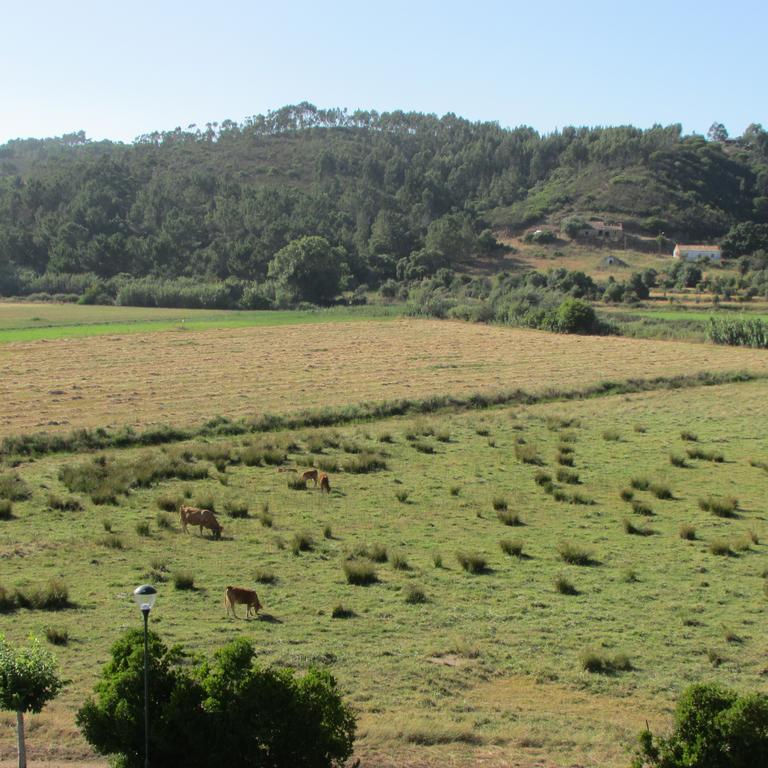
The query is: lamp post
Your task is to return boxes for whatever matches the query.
[133,585,157,768]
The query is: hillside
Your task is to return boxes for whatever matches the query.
[1,105,767,295]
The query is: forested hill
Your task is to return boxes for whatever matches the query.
[1,103,767,294]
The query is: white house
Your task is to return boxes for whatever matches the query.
[672,244,722,262]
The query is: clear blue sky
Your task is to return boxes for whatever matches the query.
[1,0,765,144]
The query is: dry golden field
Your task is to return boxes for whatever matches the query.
[3,318,768,441]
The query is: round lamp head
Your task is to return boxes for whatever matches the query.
[133,584,157,613]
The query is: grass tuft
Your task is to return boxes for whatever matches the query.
[497,509,523,526]
[499,539,524,557]
[557,541,595,566]
[456,551,488,574]
[173,571,195,590]
[679,524,697,540]
[699,496,738,517]
[404,584,427,604]
[344,559,378,585]
[555,574,578,595]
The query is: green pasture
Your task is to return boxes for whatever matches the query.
[1,380,767,764]
[0,303,402,343]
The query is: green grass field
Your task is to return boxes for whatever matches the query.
[0,303,402,343]
[2,378,767,766]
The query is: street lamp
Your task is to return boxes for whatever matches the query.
[133,585,157,768]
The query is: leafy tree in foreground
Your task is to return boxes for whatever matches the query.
[633,683,768,768]
[0,635,64,768]
[77,631,355,768]
[267,235,344,304]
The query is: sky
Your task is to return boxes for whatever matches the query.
[1,0,766,145]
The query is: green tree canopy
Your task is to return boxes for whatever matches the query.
[267,235,344,304]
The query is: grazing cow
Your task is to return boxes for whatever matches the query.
[179,505,223,539]
[225,586,262,619]
[300,468,319,487]
[319,473,331,493]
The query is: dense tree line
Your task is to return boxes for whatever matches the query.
[1,104,767,303]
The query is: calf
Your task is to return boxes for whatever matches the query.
[179,505,223,539]
[300,468,319,487]
[319,473,331,493]
[225,586,262,619]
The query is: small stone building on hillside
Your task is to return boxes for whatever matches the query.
[580,221,624,241]
[672,244,722,262]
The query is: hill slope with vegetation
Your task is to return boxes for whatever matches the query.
[1,104,767,304]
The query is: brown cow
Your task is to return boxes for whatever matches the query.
[319,473,331,493]
[179,505,223,539]
[300,468,319,487]
[224,586,262,619]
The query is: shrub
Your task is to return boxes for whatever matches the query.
[680,430,698,442]
[16,578,70,610]
[343,559,378,585]
[224,500,249,518]
[619,488,634,502]
[580,649,632,673]
[47,495,83,512]
[135,522,151,537]
[555,575,578,595]
[602,429,620,442]
[709,539,732,556]
[491,496,508,511]
[45,627,69,646]
[400,584,426,606]
[500,539,524,557]
[557,542,595,566]
[650,483,673,500]
[0,500,12,520]
[0,472,31,501]
[342,453,387,473]
[391,552,409,570]
[514,444,543,465]
[456,551,487,574]
[76,632,356,768]
[497,509,523,526]
[679,524,697,540]
[630,477,650,491]
[254,569,276,585]
[556,469,579,484]
[98,534,124,549]
[331,604,354,619]
[669,453,687,468]
[291,532,314,555]
[631,500,654,516]
[395,490,409,503]
[156,512,173,530]
[633,683,768,768]
[699,496,738,517]
[173,572,195,590]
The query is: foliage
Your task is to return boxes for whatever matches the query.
[0,635,63,714]
[77,631,355,768]
[633,683,768,768]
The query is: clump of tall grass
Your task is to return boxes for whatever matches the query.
[650,482,673,500]
[0,585,15,613]
[556,452,575,467]
[343,452,387,473]
[557,542,595,566]
[449,485,460,496]
[708,539,733,556]
[331,603,355,619]
[679,524,697,540]
[391,552,410,570]
[432,552,443,568]
[699,496,738,517]
[633,424,647,433]
[395,490,409,503]
[258,506,273,527]
[351,543,388,563]
[323,525,333,539]
[343,559,378,585]
[435,430,451,443]
[97,533,124,549]
[404,584,427,604]
[224,499,249,518]
[579,649,632,673]
[556,469,579,484]
[254,569,277,584]
[291,532,314,554]
[491,496,508,511]
[315,457,339,473]
[45,627,69,646]
[500,539,524,557]
[377,432,394,444]
[412,440,435,454]
[514,444,543,465]
[619,488,634,502]
[135,521,151,537]
[0,500,13,520]
[287,475,307,491]
[47,495,83,512]
[155,494,181,512]
[456,551,488,574]
[686,447,724,462]
[669,453,687,468]
[707,315,768,348]
[0,473,31,501]
[630,477,650,491]
[15,578,70,610]
[602,430,620,442]
[534,471,552,487]
[555,575,578,595]
[623,518,653,536]
[497,509,523,526]
[173,572,195,590]
[631,500,654,516]
[680,430,698,442]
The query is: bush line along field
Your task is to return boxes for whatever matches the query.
[4,317,768,441]
[1,379,768,766]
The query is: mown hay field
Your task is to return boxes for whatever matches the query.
[1,379,767,766]
[3,317,768,440]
